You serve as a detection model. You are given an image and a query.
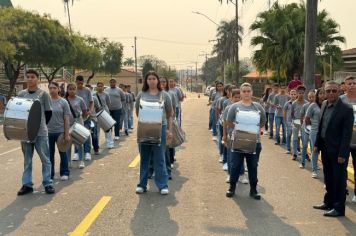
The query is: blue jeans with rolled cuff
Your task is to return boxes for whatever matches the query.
[48,132,70,178]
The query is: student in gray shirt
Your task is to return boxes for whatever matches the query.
[96,82,114,148]
[305,88,325,177]
[283,89,297,153]
[225,82,266,200]
[47,82,71,180]
[127,85,135,130]
[291,86,307,160]
[17,69,55,196]
[267,83,280,138]
[105,79,126,139]
[135,71,172,195]
[75,76,94,160]
[66,83,87,169]
[273,85,289,145]
[300,90,315,167]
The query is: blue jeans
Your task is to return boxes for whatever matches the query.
[268,113,275,137]
[138,125,168,190]
[110,109,122,137]
[275,116,286,144]
[21,136,53,187]
[48,132,69,178]
[292,125,301,156]
[80,119,92,154]
[128,107,134,129]
[227,148,245,176]
[165,147,172,177]
[286,122,293,151]
[230,143,262,186]
[91,120,99,151]
[301,128,310,164]
[211,108,217,136]
[309,130,318,172]
[122,107,129,131]
[176,107,181,127]
[209,108,213,130]
[69,144,84,161]
[218,123,224,155]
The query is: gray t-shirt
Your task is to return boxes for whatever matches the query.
[274,94,289,117]
[306,102,321,131]
[212,92,223,108]
[223,99,233,111]
[267,92,277,113]
[128,92,135,110]
[340,94,356,106]
[135,91,173,126]
[170,87,183,108]
[217,97,228,111]
[67,96,87,125]
[47,98,71,133]
[227,102,266,143]
[96,92,111,112]
[105,87,126,110]
[168,90,178,109]
[91,96,101,121]
[76,87,93,110]
[291,100,308,120]
[18,88,52,137]
[283,100,294,124]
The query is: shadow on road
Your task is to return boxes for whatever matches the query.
[130,165,188,236]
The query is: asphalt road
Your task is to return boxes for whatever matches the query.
[0,93,355,236]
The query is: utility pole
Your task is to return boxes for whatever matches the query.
[235,0,240,85]
[303,0,318,91]
[195,61,198,93]
[134,36,138,94]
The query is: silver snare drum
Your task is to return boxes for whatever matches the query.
[231,109,260,154]
[3,97,42,142]
[137,100,163,145]
[96,109,116,132]
[69,122,91,145]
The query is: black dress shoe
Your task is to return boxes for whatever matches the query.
[313,203,332,211]
[249,189,261,200]
[45,185,55,194]
[17,186,34,196]
[226,190,235,198]
[323,209,345,217]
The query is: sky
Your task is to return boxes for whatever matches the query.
[11,0,356,70]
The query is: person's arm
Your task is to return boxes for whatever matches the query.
[135,93,141,117]
[64,114,70,141]
[338,105,354,160]
[80,98,88,119]
[105,93,111,108]
[259,104,267,128]
[305,105,313,126]
[120,89,126,102]
[43,92,53,124]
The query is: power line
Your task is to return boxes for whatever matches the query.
[138,37,209,46]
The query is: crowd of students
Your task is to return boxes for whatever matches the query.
[15,69,184,196]
[208,75,356,217]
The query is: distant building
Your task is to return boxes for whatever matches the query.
[242,70,273,97]
[334,48,356,83]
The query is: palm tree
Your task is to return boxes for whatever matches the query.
[63,0,75,32]
[250,2,344,80]
[124,57,135,67]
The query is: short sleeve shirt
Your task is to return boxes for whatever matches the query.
[105,87,126,110]
[274,94,289,117]
[18,88,52,137]
[47,98,71,133]
[76,87,93,110]
[306,102,321,131]
[267,92,277,113]
[96,92,111,112]
[67,96,87,125]
[291,100,308,120]
[283,100,293,124]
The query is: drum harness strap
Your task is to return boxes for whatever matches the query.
[96,93,103,108]
[66,98,79,119]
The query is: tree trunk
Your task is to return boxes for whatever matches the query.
[303,0,318,92]
[4,62,21,100]
[86,71,95,85]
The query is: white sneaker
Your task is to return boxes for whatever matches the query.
[212,136,218,141]
[299,164,305,169]
[84,153,91,161]
[60,176,69,181]
[135,187,146,194]
[285,151,291,154]
[72,153,79,161]
[107,144,114,149]
[226,175,230,183]
[352,195,356,203]
[239,175,249,184]
[79,161,85,169]
[114,136,120,141]
[312,172,318,178]
[160,188,169,195]
[171,164,174,169]
[223,163,228,171]
[219,155,223,163]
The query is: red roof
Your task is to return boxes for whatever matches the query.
[243,70,273,79]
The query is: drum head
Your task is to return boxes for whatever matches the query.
[27,100,42,141]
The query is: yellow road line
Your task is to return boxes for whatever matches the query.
[129,155,140,168]
[69,196,112,236]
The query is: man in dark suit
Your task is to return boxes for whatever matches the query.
[313,81,354,217]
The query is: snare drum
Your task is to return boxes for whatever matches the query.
[96,109,116,132]
[305,125,312,135]
[3,97,42,142]
[69,122,91,145]
[293,119,301,127]
[231,109,260,154]
[137,100,163,144]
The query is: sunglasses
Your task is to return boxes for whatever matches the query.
[325,89,338,94]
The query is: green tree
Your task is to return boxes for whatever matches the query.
[201,57,220,86]
[124,57,135,66]
[142,59,154,77]
[250,2,344,81]
[101,41,123,77]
